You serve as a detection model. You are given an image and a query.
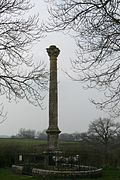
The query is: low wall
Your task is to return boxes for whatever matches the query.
[32,167,102,178]
[12,165,103,178]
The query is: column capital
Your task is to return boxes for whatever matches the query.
[46,45,60,59]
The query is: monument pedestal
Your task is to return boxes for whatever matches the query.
[46,128,61,151]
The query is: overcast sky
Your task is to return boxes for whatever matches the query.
[0,0,106,136]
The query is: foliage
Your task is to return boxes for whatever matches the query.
[45,0,120,117]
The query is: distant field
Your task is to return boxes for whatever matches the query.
[0,138,101,167]
[0,168,120,180]
[0,138,82,153]
[0,138,93,155]
[0,138,47,152]
[0,138,47,145]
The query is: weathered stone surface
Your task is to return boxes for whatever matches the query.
[46,45,60,58]
[46,45,61,151]
[32,167,103,178]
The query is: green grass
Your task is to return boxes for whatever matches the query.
[0,138,46,145]
[0,138,47,153]
[0,168,120,180]
[0,139,119,179]
[0,168,35,180]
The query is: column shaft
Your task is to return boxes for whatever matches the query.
[46,45,61,151]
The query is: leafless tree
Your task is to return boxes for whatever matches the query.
[0,0,48,122]
[88,118,120,146]
[17,128,36,139]
[44,0,120,116]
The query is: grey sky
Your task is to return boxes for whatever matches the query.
[0,0,106,136]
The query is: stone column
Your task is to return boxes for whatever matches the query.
[46,45,61,151]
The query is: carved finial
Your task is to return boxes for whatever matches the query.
[47,45,60,59]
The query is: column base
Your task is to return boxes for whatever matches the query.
[46,128,61,151]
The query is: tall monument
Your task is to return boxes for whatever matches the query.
[46,45,61,151]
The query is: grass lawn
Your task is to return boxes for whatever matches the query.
[0,168,39,180]
[0,138,47,145]
[0,168,120,180]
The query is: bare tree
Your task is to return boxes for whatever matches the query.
[88,118,120,146]
[44,0,120,116]
[17,128,36,139]
[0,0,48,121]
